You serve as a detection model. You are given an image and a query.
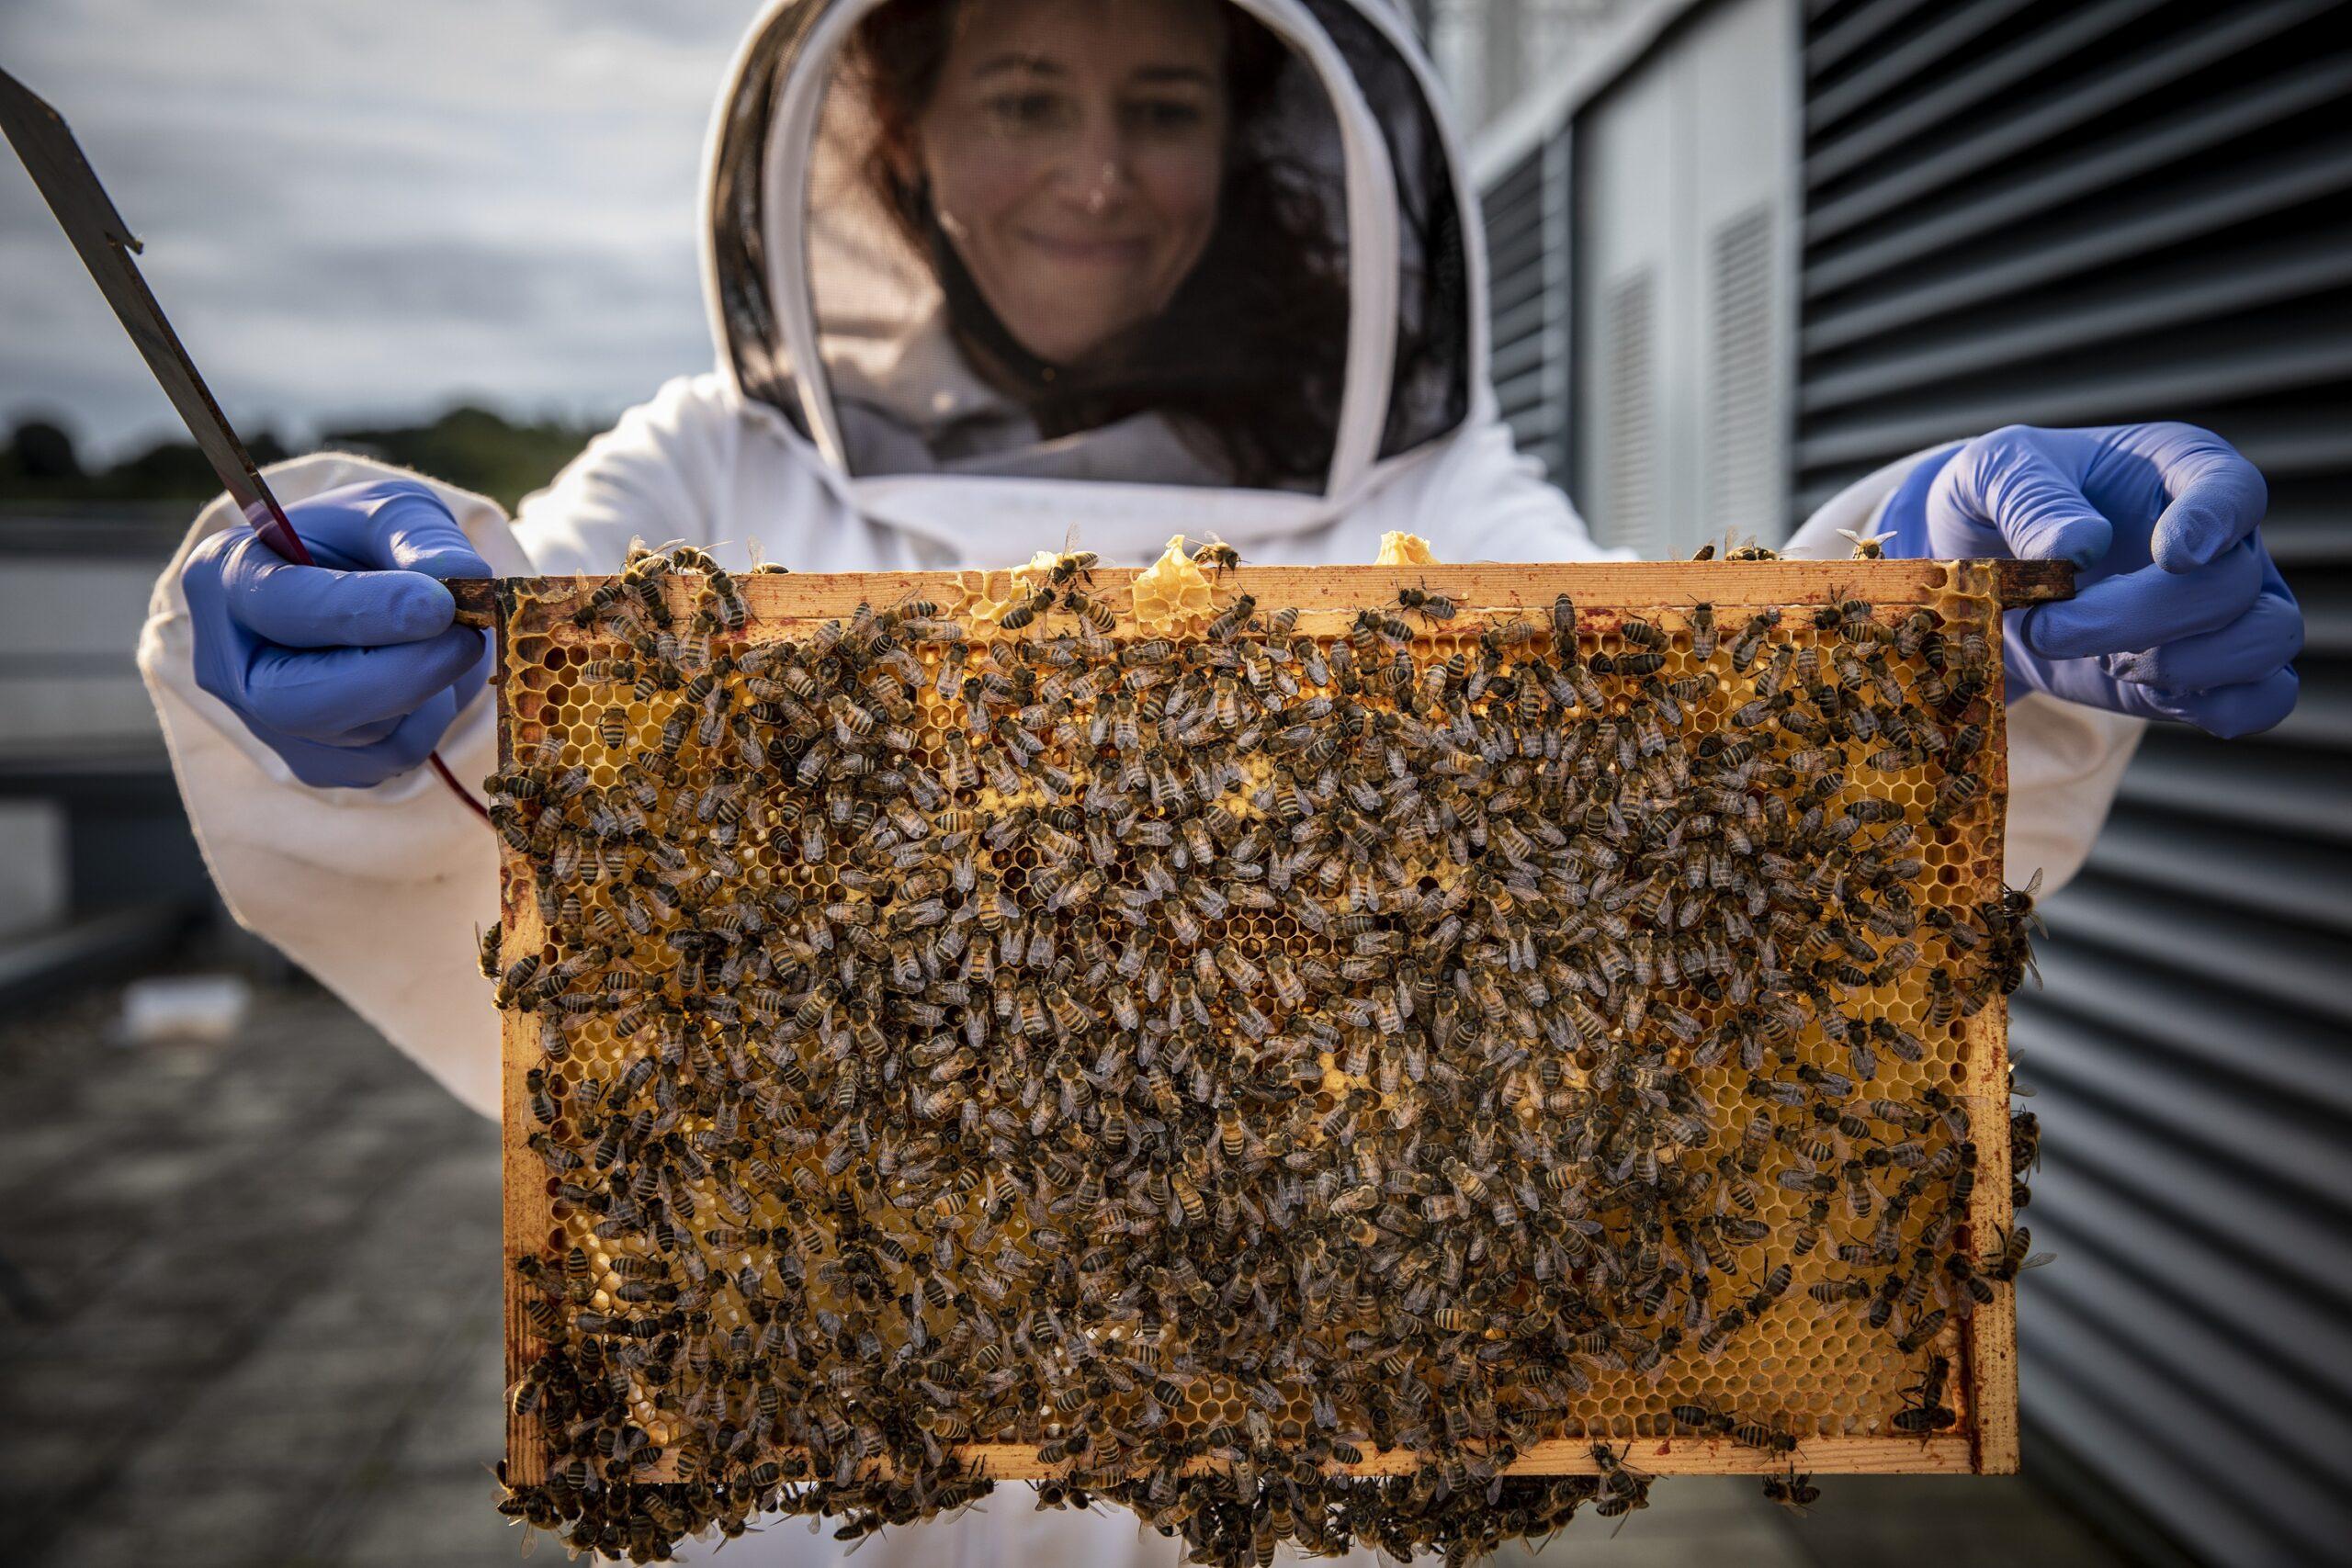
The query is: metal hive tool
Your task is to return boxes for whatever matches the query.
[469,558,2067,1563]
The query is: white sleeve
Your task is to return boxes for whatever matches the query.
[1781,445,2143,895]
[1404,417,1634,563]
[135,375,742,1119]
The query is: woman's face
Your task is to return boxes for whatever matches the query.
[912,0,1230,367]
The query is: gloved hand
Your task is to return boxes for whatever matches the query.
[183,479,492,787]
[1878,423,2301,738]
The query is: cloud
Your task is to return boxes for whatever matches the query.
[0,0,753,460]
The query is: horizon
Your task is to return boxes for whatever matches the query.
[0,0,755,465]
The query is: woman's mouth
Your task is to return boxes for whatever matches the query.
[1020,230,1150,266]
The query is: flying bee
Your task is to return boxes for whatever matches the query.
[1192,536,1241,578]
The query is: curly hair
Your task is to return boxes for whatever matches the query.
[847,0,1352,489]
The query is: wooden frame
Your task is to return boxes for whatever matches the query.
[481,559,2060,1486]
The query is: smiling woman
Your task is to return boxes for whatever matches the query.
[893,0,1231,364]
[827,0,1358,488]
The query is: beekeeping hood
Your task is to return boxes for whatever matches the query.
[703,0,1482,562]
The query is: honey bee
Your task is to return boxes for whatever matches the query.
[1984,1224,2052,1281]
[1728,608,1781,671]
[1205,593,1256,641]
[1192,537,1241,578]
[1761,1467,1820,1511]
[571,577,633,628]
[707,565,748,630]
[1046,549,1100,591]
[1618,615,1665,650]
[1396,584,1456,625]
[1892,1355,1957,1433]
[998,588,1050,632]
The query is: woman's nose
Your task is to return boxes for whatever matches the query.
[1054,118,1134,212]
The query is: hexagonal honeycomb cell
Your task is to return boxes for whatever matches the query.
[486,558,2035,1562]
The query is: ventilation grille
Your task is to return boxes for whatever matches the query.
[1706,204,1781,547]
[1597,267,1658,552]
[1482,143,1564,471]
[1799,2,2352,1561]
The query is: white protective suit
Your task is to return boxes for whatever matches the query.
[136,0,2142,1561]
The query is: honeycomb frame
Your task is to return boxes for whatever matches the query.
[472,560,2062,1498]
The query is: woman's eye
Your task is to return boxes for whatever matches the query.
[1128,99,1205,133]
[985,92,1069,132]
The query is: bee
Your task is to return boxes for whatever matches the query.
[1046,549,1100,590]
[494,953,541,1007]
[1925,967,1960,1027]
[476,923,502,980]
[1690,601,1717,660]
[1073,593,1117,636]
[526,1131,582,1174]
[1731,1418,1797,1455]
[707,565,749,630]
[1892,1354,1957,1432]
[998,589,1050,632]
[1396,584,1456,625]
[1762,1467,1820,1511]
[571,577,632,628]
[1728,608,1781,671]
[1192,537,1240,578]
[1985,1224,2052,1281]
[1895,1306,1950,1354]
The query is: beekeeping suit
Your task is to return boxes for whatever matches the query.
[136,0,2140,1559]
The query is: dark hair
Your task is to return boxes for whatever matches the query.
[848,0,1351,489]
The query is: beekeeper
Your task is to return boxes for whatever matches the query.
[140,0,2298,1562]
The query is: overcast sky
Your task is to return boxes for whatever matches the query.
[0,0,759,461]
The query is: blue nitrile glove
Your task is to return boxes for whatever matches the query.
[1878,423,2301,739]
[183,479,492,787]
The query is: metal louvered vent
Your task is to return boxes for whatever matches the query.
[1799,1,2352,1562]
[1706,203,1780,545]
[1597,266,1658,551]
[1482,140,1568,478]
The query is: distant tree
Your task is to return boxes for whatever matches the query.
[1,404,595,513]
[104,431,288,496]
[2,417,85,482]
[319,404,599,512]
